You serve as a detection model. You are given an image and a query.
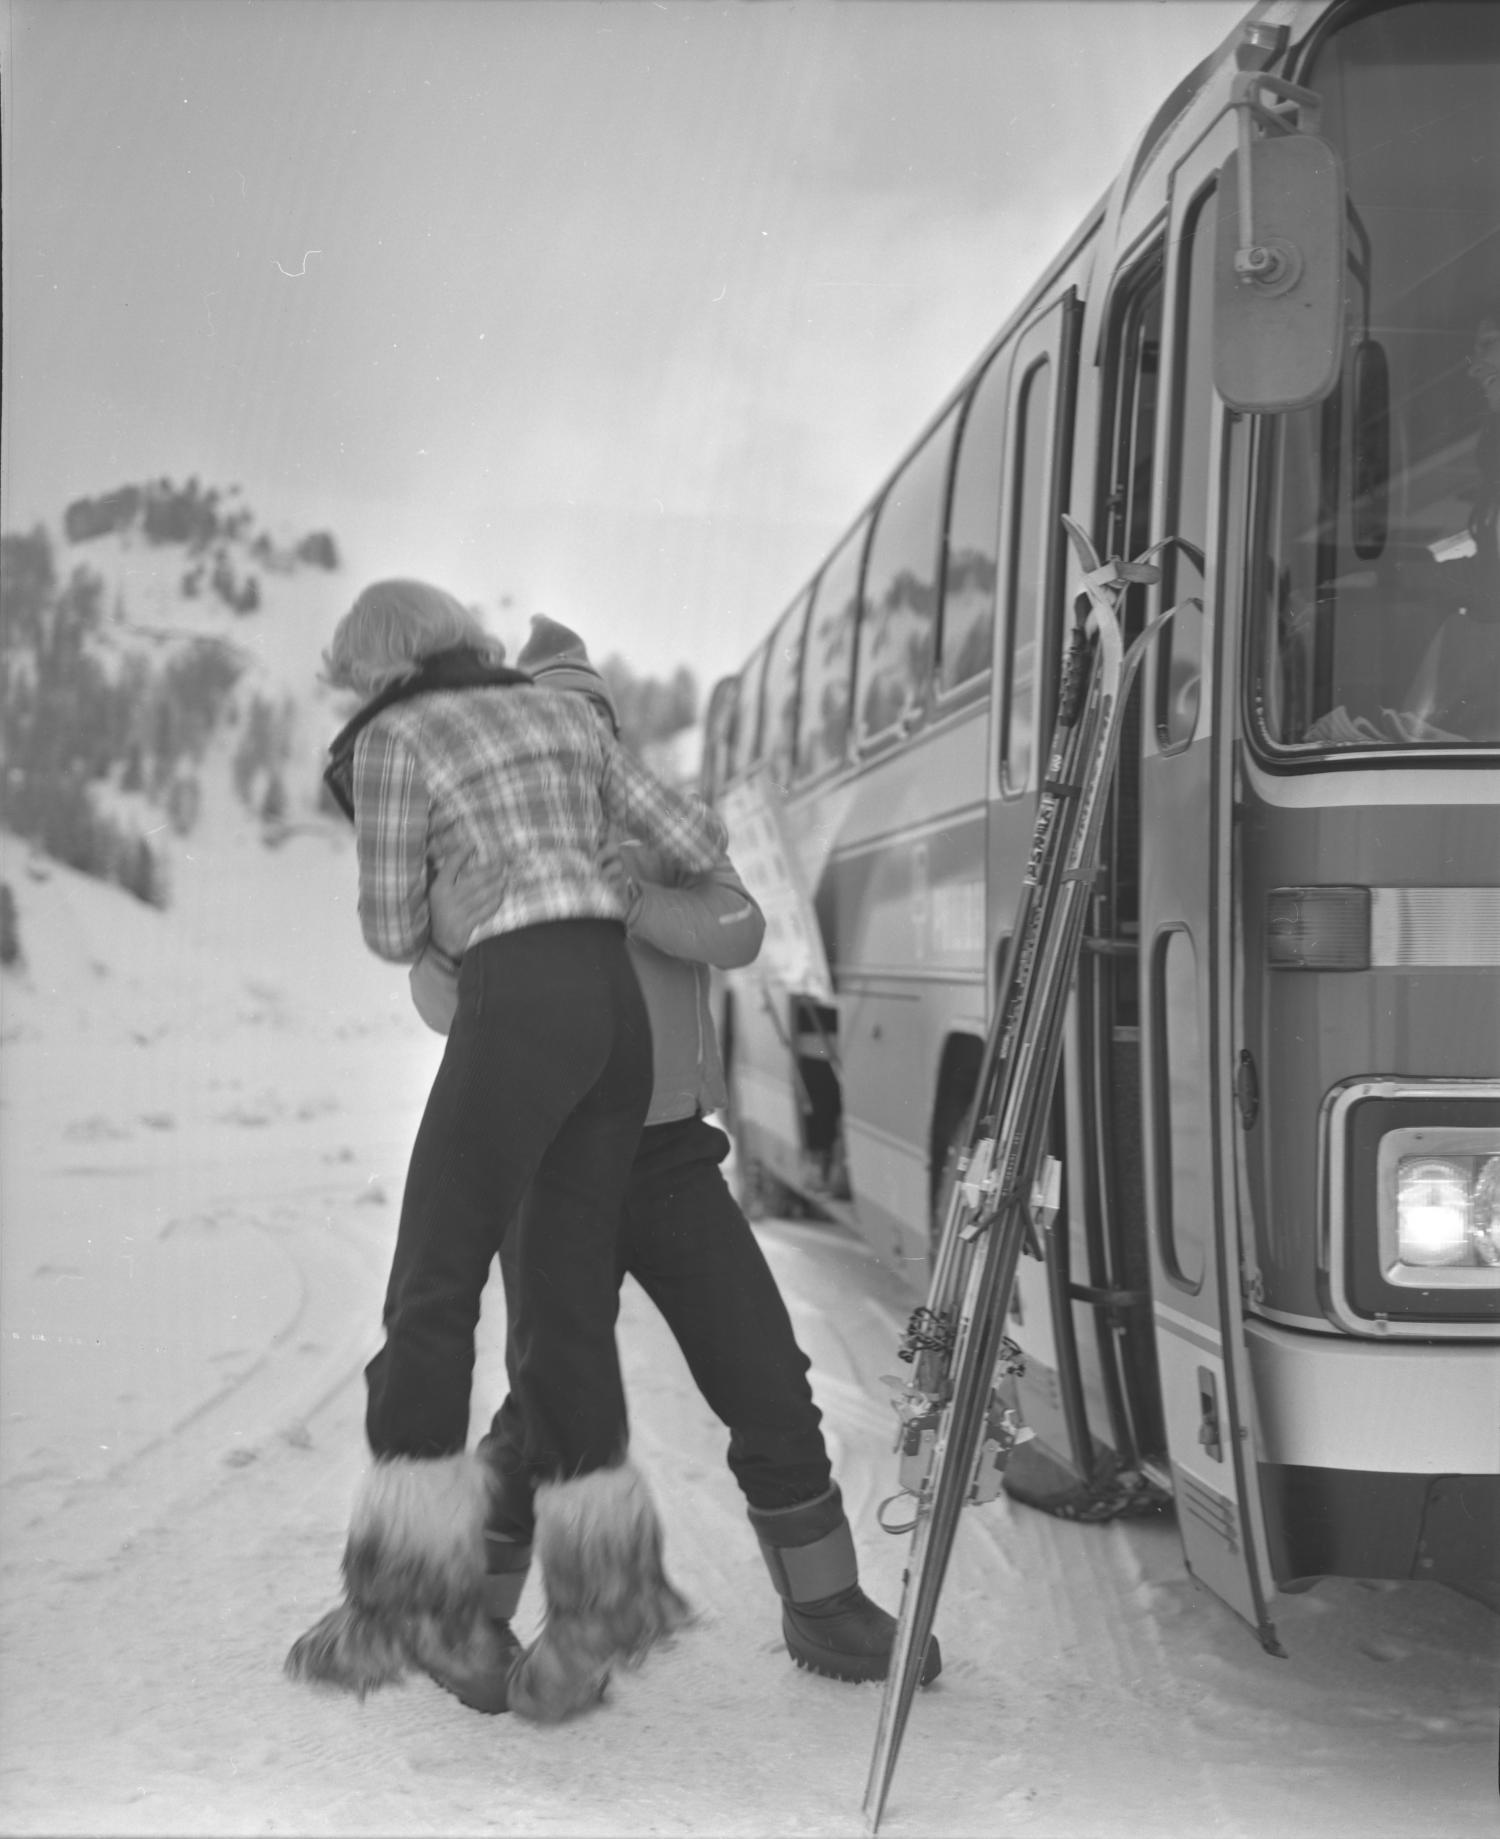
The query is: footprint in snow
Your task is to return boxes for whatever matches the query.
[1355,1636,1411,1663]
[63,1115,131,1141]
[160,1213,228,1241]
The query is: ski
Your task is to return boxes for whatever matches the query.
[862,518,1199,1834]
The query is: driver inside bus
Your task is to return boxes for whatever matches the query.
[1398,313,1500,741]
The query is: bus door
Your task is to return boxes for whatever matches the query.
[1070,248,1168,1500]
[1134,123,1279,1650]
[985,292,1084,1450]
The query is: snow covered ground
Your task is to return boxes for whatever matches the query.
[1,813,1495,1838]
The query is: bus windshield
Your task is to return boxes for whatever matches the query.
[1253,0,1500,754]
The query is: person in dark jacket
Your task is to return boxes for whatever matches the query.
[286,581,726,1723]
[412,615,941,1691]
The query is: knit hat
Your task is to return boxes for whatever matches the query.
[516,615,618,732]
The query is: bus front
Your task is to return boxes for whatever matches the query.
[1234,0,1499,1595]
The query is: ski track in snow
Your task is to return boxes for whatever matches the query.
[0,821,1496,1838]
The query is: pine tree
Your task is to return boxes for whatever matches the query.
[0,881,20,966]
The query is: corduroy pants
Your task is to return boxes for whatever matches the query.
[364,919,651,1476]
[481,1112,832,1533]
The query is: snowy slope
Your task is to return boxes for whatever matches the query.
[0,819,1495,1838]
[57,517,353,820]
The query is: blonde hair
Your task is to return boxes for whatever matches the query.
[321,578,505,697]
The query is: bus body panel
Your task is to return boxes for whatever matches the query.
[706,0,1499,1629]
[820,712,989,986]
[1238,791,1500,1323]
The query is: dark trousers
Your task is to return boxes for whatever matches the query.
[482,1113,832,1536]
[364,920,652,1474]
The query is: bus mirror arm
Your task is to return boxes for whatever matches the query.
[1226,72,1323,286]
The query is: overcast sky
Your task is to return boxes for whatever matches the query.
[2,0,1248,685]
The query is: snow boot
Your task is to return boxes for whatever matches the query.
[285,1451,522,1714]
[508,1460,692,1724]
[748,1485,942,1686]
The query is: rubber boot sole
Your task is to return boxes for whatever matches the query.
[784,1621,943,1686]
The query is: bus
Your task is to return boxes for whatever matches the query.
[700,0,1498,1649]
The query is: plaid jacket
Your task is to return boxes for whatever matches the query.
[410,844,765,1124]
[347,680,727,962]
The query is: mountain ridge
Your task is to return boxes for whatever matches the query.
[1,478,353,914]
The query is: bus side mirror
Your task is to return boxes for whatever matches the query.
[1213,132,1346,414]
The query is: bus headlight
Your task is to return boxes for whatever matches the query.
[1472,1155,1500,1266]
[1396,1158,1470,1263]
[1381,1134,1500,1284]
[1325,1081,1500,1332]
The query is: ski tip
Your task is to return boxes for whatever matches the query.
[1059,512,1098,572]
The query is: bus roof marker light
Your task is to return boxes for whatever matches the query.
[1266,886,1371,970]
[1235,21,1287,75]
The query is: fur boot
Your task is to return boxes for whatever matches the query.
[749,1484,942,1686]
[286,1451,519,1712]
[508,1461,692,1723]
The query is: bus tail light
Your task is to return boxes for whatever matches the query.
[1266,886,1370,968]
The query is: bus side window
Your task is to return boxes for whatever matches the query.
[761,590,810,790]
[1158,186,1215,750]
[729,641,771,781]
[701,675,739,801]
[1151,927,1209,1291]
[855,401,961,744]
[795,517,870,782]
[1096,259,1164,1025]
[1105,274,1164,640]
[941,344,1010,696]
[1002,355,1053,795]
